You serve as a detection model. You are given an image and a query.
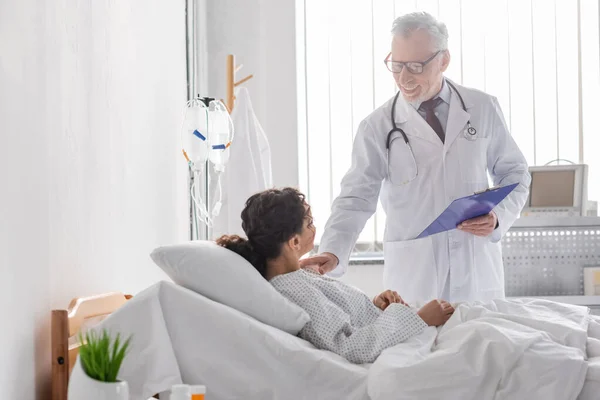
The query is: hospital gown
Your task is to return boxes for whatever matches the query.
[270,269,428,364]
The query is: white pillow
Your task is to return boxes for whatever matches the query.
[149,240,310,334]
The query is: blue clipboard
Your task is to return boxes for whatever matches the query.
[416,182,519,239]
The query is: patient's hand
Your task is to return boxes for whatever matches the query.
[373,290,406,310]
[417,300,455,326]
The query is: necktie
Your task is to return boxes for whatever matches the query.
[419,97,445,143]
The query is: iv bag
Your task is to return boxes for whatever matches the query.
[207,100,234,170]
[183,101,209,171]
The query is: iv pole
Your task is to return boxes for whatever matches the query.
[185,0,208,240]
[184,0,252,240]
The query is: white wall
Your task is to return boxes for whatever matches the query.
[0,0,188,398]
[205,0,299,188]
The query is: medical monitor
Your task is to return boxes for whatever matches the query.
[522,164,588,217]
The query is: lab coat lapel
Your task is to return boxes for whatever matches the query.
[444,90,471,149]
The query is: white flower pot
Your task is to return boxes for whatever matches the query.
[68,357,129,400]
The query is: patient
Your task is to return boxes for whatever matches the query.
[216,187,453,364]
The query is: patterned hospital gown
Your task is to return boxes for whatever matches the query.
[270,269,428,364]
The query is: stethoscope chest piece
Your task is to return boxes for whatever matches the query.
[463,124,478,141]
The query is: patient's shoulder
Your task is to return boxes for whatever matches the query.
[270,269,313,291]
[271,270,327,303]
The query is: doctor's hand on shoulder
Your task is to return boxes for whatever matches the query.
[299,252,339,274]
[457,211,498,237]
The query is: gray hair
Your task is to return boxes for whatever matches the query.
[391,12,449,51]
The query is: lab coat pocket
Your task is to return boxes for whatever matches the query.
[387,135,418,186]
[473,236,504,292]
[456,137,490,183]
[383,236,437,303]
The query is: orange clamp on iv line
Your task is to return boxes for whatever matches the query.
[182,149,195,169]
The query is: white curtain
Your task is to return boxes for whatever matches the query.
[211,88,273,238]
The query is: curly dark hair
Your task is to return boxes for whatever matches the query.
[216,187,311,278]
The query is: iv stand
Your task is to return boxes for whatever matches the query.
[184,2,252,240]
[185,0,209,240]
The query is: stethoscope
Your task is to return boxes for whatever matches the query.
[385,79,477,151]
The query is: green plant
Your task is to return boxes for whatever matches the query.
[78,329,132,383]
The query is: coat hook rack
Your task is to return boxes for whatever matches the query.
[224,54,254,113]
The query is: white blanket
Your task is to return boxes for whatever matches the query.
[95,281,368,400]
[94,281,597,400]
[368,298,592,400]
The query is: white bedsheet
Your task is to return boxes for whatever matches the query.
[96,281,368,400]
[368,298,593,400]
[95,282,599,400]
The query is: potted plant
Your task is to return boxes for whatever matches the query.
[68,329,132,400]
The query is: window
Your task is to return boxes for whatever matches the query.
[297,0,600,255]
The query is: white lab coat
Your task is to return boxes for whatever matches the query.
[211,88,272,238]
[319,81,531,304]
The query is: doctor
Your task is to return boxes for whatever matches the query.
[301,12,531,304]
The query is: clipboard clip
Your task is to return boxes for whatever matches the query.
[474,185,501,195]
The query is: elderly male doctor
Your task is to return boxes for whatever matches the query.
[301,12,531,304]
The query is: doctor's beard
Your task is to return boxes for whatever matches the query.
[402,85,440,109]
[399,84,428,108]
[398,75,444,108]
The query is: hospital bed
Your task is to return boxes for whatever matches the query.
[50,281,368,399]
[50,291,149,400]
[52,280,600,400]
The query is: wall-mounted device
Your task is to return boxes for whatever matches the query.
[521,164,588,217]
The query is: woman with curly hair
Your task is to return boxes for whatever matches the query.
[216,187,453,364]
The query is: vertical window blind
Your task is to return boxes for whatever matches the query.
[297,0,600,252]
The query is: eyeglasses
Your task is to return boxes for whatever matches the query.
[384,50,441,74]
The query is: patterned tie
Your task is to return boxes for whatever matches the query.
[419,97,445,143]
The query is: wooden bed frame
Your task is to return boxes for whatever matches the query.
[51,291,135,400]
